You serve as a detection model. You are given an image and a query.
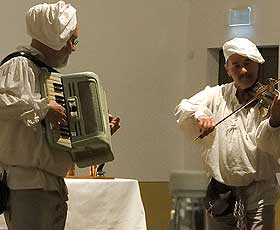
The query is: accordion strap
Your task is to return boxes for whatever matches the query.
[0,51,59,73]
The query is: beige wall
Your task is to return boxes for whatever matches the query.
[1,0,280,184]
[70,0,189,181]
[2,0,279,179]
[0,0,190,181]
[2,1,280,229]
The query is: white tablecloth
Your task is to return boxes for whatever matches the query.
[0,178,147,230]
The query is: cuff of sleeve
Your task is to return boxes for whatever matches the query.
[20,110,41,127]
[37,98,50,119]
[20,98,49,127]
[194,111,206,119]
[265,119,280,131]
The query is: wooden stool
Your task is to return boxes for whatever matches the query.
[65,163,113,179]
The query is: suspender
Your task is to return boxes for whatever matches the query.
[0,51,59,73]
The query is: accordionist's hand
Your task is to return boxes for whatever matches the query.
[46,101,67,129]
[109,114,120,135]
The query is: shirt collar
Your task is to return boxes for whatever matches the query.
[16,45,46,63]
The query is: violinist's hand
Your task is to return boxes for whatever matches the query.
[196,115,216,139]
[269,94,280,127]
[109,114,120,135]
[46,101,67,129]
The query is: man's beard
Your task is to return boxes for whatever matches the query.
[53,55,69,68]
[238,73,258,88]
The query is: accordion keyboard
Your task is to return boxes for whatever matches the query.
[44,75,72,148]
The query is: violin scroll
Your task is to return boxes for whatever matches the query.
[250,78,280,117]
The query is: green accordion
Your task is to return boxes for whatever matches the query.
[40,71,114,168]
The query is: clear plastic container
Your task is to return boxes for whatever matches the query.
[169,171,208,230]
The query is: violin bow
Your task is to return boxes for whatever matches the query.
[196,79,280,140]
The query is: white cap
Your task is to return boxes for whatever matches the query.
[223,37,265,64]
[26,1,77,51]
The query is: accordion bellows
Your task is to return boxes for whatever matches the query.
[40,71,114,167]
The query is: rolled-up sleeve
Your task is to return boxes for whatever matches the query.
[0,57,49,126]
[174,86,216,140]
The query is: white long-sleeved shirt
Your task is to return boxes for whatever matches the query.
[0,46,73,191]
[175,82,280,187]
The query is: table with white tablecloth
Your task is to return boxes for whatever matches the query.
[0,178,147,230]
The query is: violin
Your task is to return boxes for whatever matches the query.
[196,78,280,139]
[250,79,280,114]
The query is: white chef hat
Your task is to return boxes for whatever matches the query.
[223,37,265,64]
[26,1,77,51]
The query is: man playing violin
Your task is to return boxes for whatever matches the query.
[175,37,280,230]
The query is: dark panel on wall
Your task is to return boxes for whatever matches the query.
[218,47,279,85]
